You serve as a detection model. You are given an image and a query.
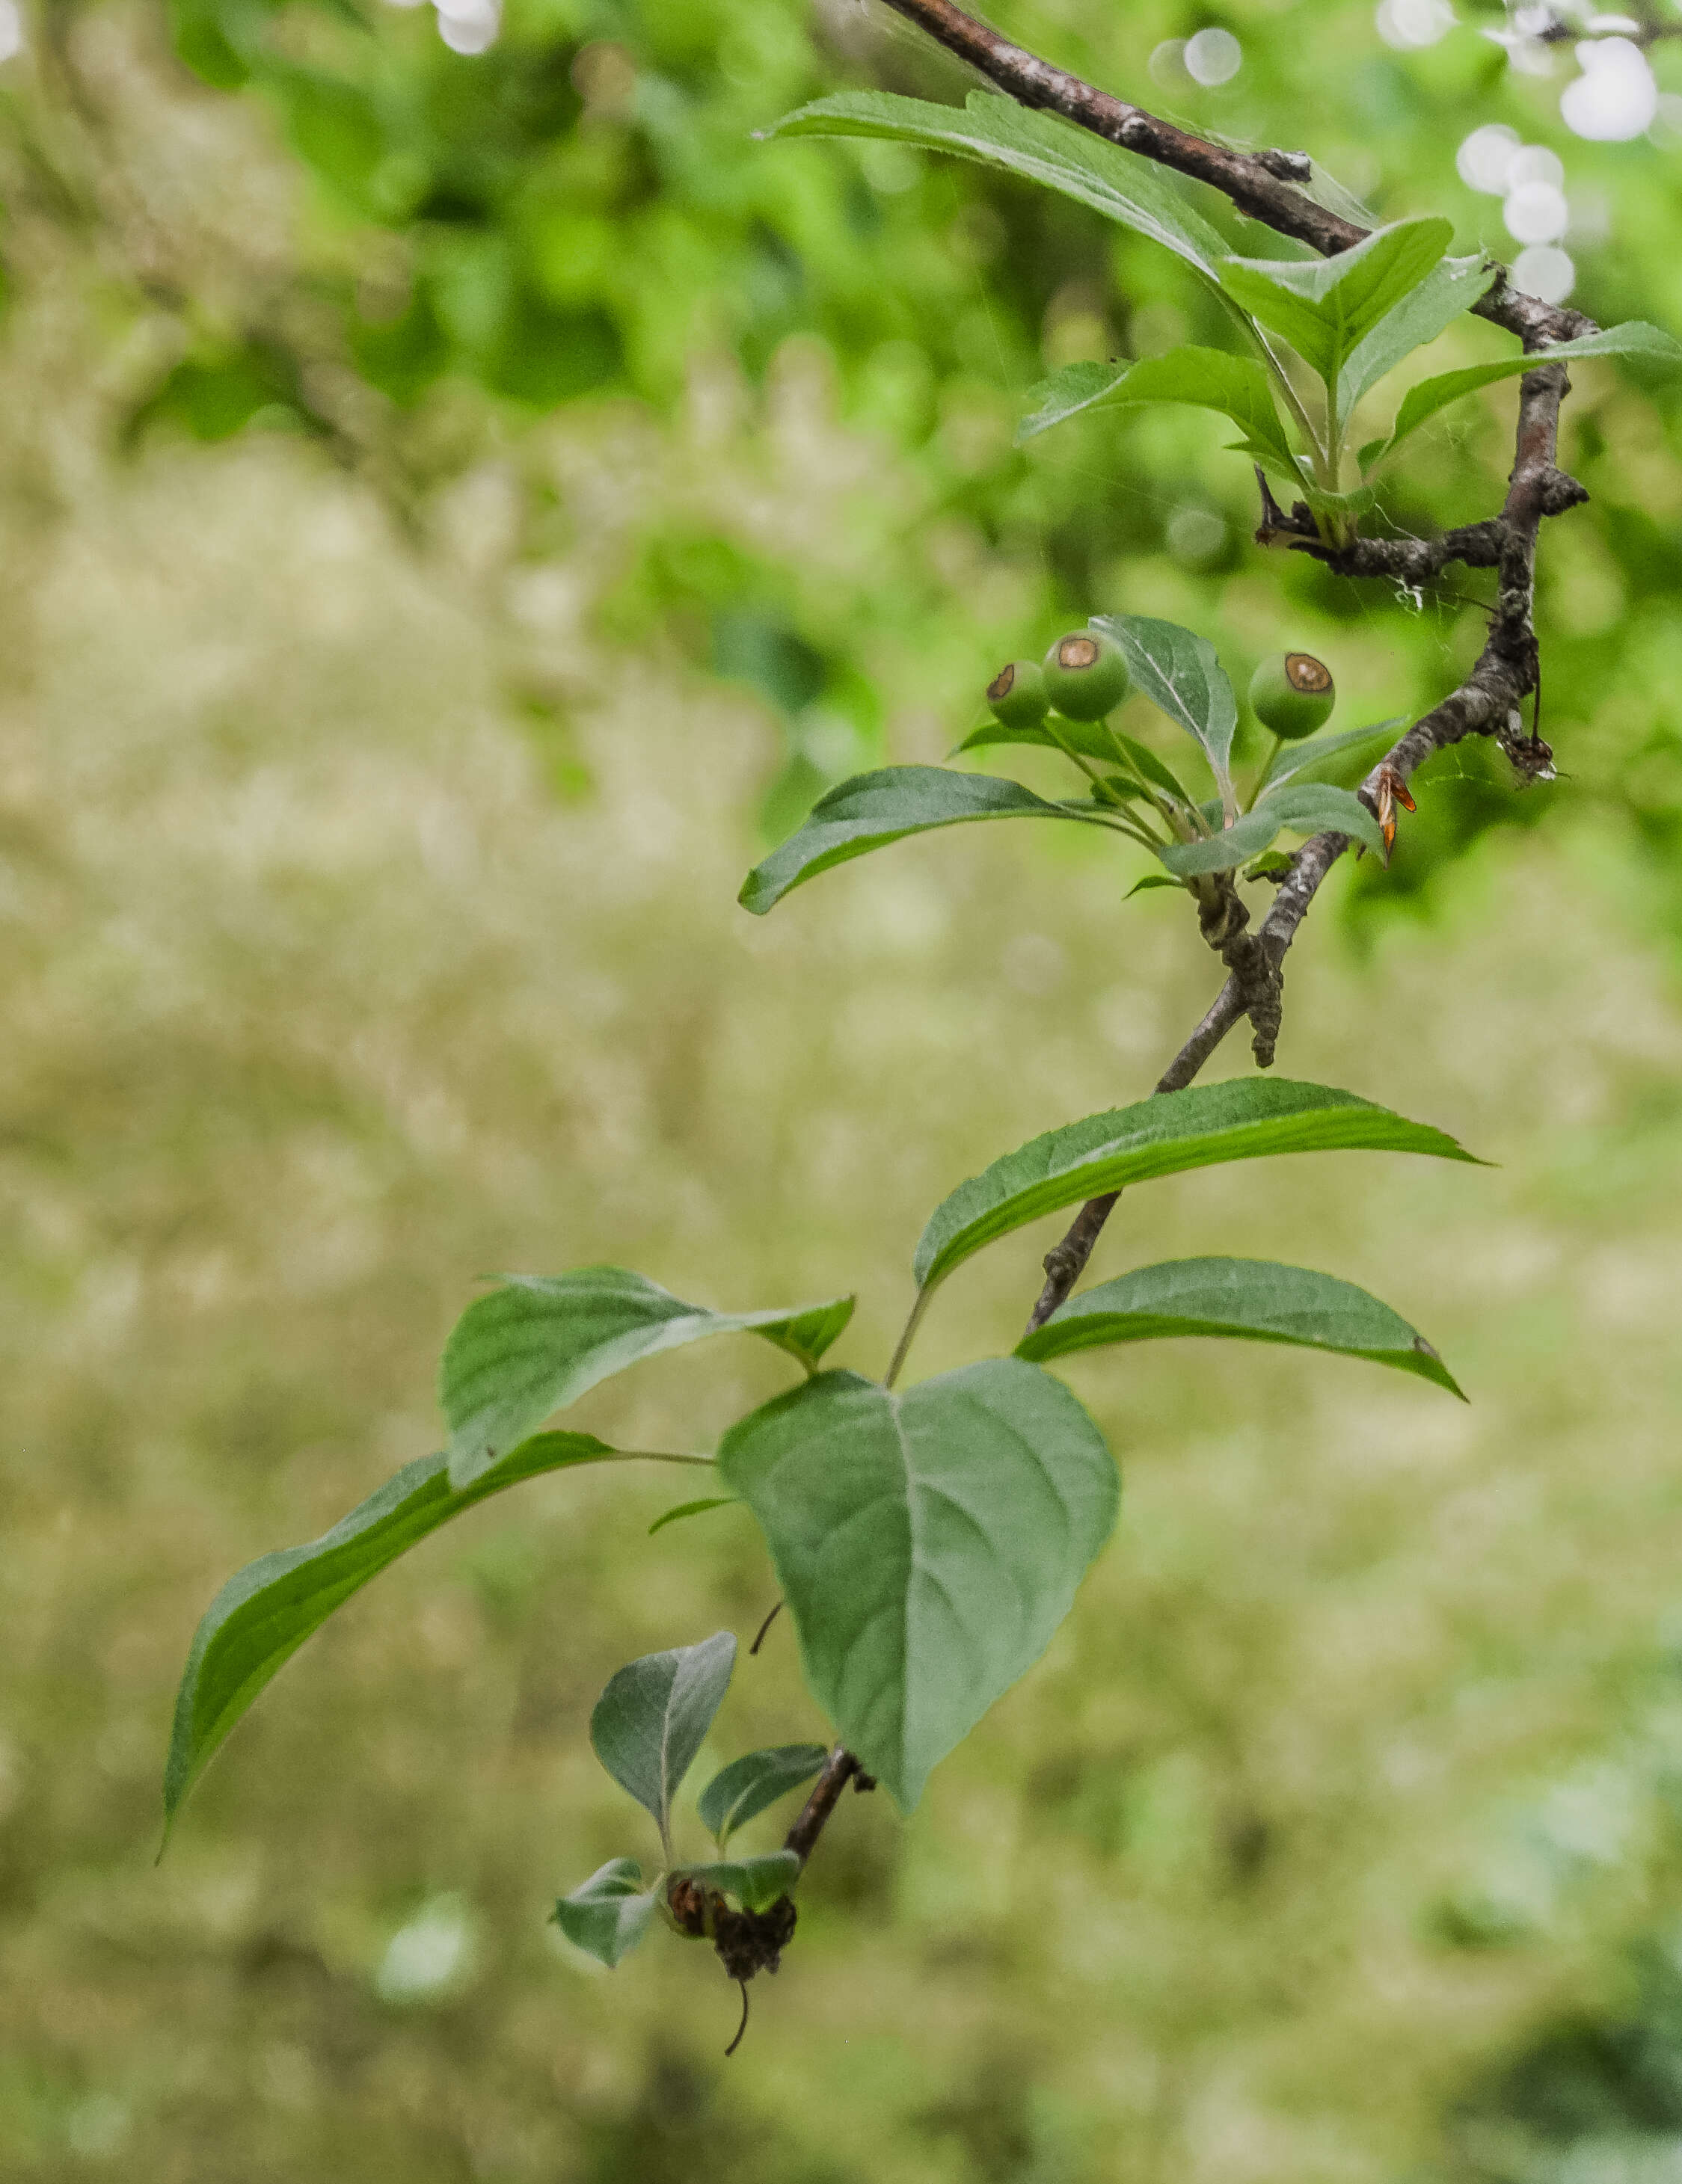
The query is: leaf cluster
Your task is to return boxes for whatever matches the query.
[741,609,1395,913]
[774,91,1682,543]
[165,1080,1479,1848]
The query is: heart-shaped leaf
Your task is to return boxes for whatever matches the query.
[1155,782,1383,876]
[1090,615,1237,808]
[551,1860,657,1969]
[1375,320,1682,466]
[442,1270,853,1488]
[590,1631,737,1852]
[1017,1255,1464,1396]
[739,766,1112,914]
[912,1078,1481,1295]
[1016,347,1298,477]
[765,90,1230,279]
[673,1851,803,1910]
[718,1362,1118,1811]
[698,1745,829,1850]
[164,1430,704,1834]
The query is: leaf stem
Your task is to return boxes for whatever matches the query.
[1253,326,1325,470]
[884,1288,932,1390]
[1040,713,1131,808]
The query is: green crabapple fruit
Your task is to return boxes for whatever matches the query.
[1042,630,1131,720]
[986,659,1050,729]
[1249,650,1336,740]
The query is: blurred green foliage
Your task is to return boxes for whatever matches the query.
[6,0,1681,885]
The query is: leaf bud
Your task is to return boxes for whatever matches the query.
[1042,630,1130,721]
[986,659,1050,729]
[1249,651,1335,741]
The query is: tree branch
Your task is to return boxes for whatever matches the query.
[1028,355,1576,1325]
[794,0,1592,1862]
[876,0,1594,345]
[784,1743,874,1865]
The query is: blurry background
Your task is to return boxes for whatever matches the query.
[4,0,1682,2177]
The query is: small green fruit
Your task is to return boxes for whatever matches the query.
[986,659,1050,730]
[1250,651,1336,741]
[1043,630,1131,721]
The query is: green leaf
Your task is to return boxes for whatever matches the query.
[1016,348,1298,475]
[590,1631,737,1848]
[675,1851,804,1910]
[1155,783,1383,876]
[164,1430,677,1832]
[912,1077,1480,1294]
[766,91,1229,279]
[1090,615,1237,801]
[648,1497,737,1538]
[1259,719,1406,792]
[1111,730,1201,807]
[956,715,1120,761]
[697,1745,829,1849]
[1217,218,1452,389]
[1016,1255,1464,1397]
[1337,253,1496,415]
[1125,874,1186,899]
[738,766,1114,915]
[717,1363,1117,1810]
[1299,481,1376,523]
[441,1270,853,1488]
[550,1859,657,1969]
[1093,775,1154,807]
[1378,322,1682,464]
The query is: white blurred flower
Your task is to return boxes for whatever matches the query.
[0,0,22,62]
[1507,143,1565,191]
[1505,179,1570,242]
[1458,123,1520,193]
[1512,244,1577,303]
[1184,28,1242,84]
[1561,37,1657,139]
[1376,0,1455,49]
[435,0,499,53]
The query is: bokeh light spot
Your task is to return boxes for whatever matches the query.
[1184,28,1243,85]
[1504,180,1569,244]
[1457,123,1520,194]
[1376,0,1456,51]
[1512,244,1577,304]
[1561,37,1658,141]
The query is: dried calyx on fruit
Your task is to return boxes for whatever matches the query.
[1249,651,1335,741]
[1043,630,1130,721]
[986,659,1050,729]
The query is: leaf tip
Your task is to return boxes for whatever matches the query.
[1414,1336,1469,1402]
